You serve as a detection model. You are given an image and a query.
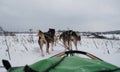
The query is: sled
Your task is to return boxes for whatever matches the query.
[2,50,120,72]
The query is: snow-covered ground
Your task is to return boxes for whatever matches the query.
[0,34,120,72]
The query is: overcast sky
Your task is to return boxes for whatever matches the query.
[0,0,120,32]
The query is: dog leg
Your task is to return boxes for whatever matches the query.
[67,40,71,50]
[39,43,44,57]
[74,40,78,50]
[46,42,50,54]
[54,35,57,46]
[70,41,72,50]
[51,42,54,51]
[63,41,67,51]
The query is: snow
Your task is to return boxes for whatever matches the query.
[0,34,120,72]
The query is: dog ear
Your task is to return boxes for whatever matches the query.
[37,29,43,34]
[70,32,73,35]
[36,29,40,32]
[78,36,81,40]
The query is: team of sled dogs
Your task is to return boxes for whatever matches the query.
[37,28,81,56]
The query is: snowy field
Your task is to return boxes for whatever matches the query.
[0,33,120,72]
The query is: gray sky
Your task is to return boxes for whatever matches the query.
[0,0,120,32]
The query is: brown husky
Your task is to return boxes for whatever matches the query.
[37,28,56,56]
[59,30,81,50]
